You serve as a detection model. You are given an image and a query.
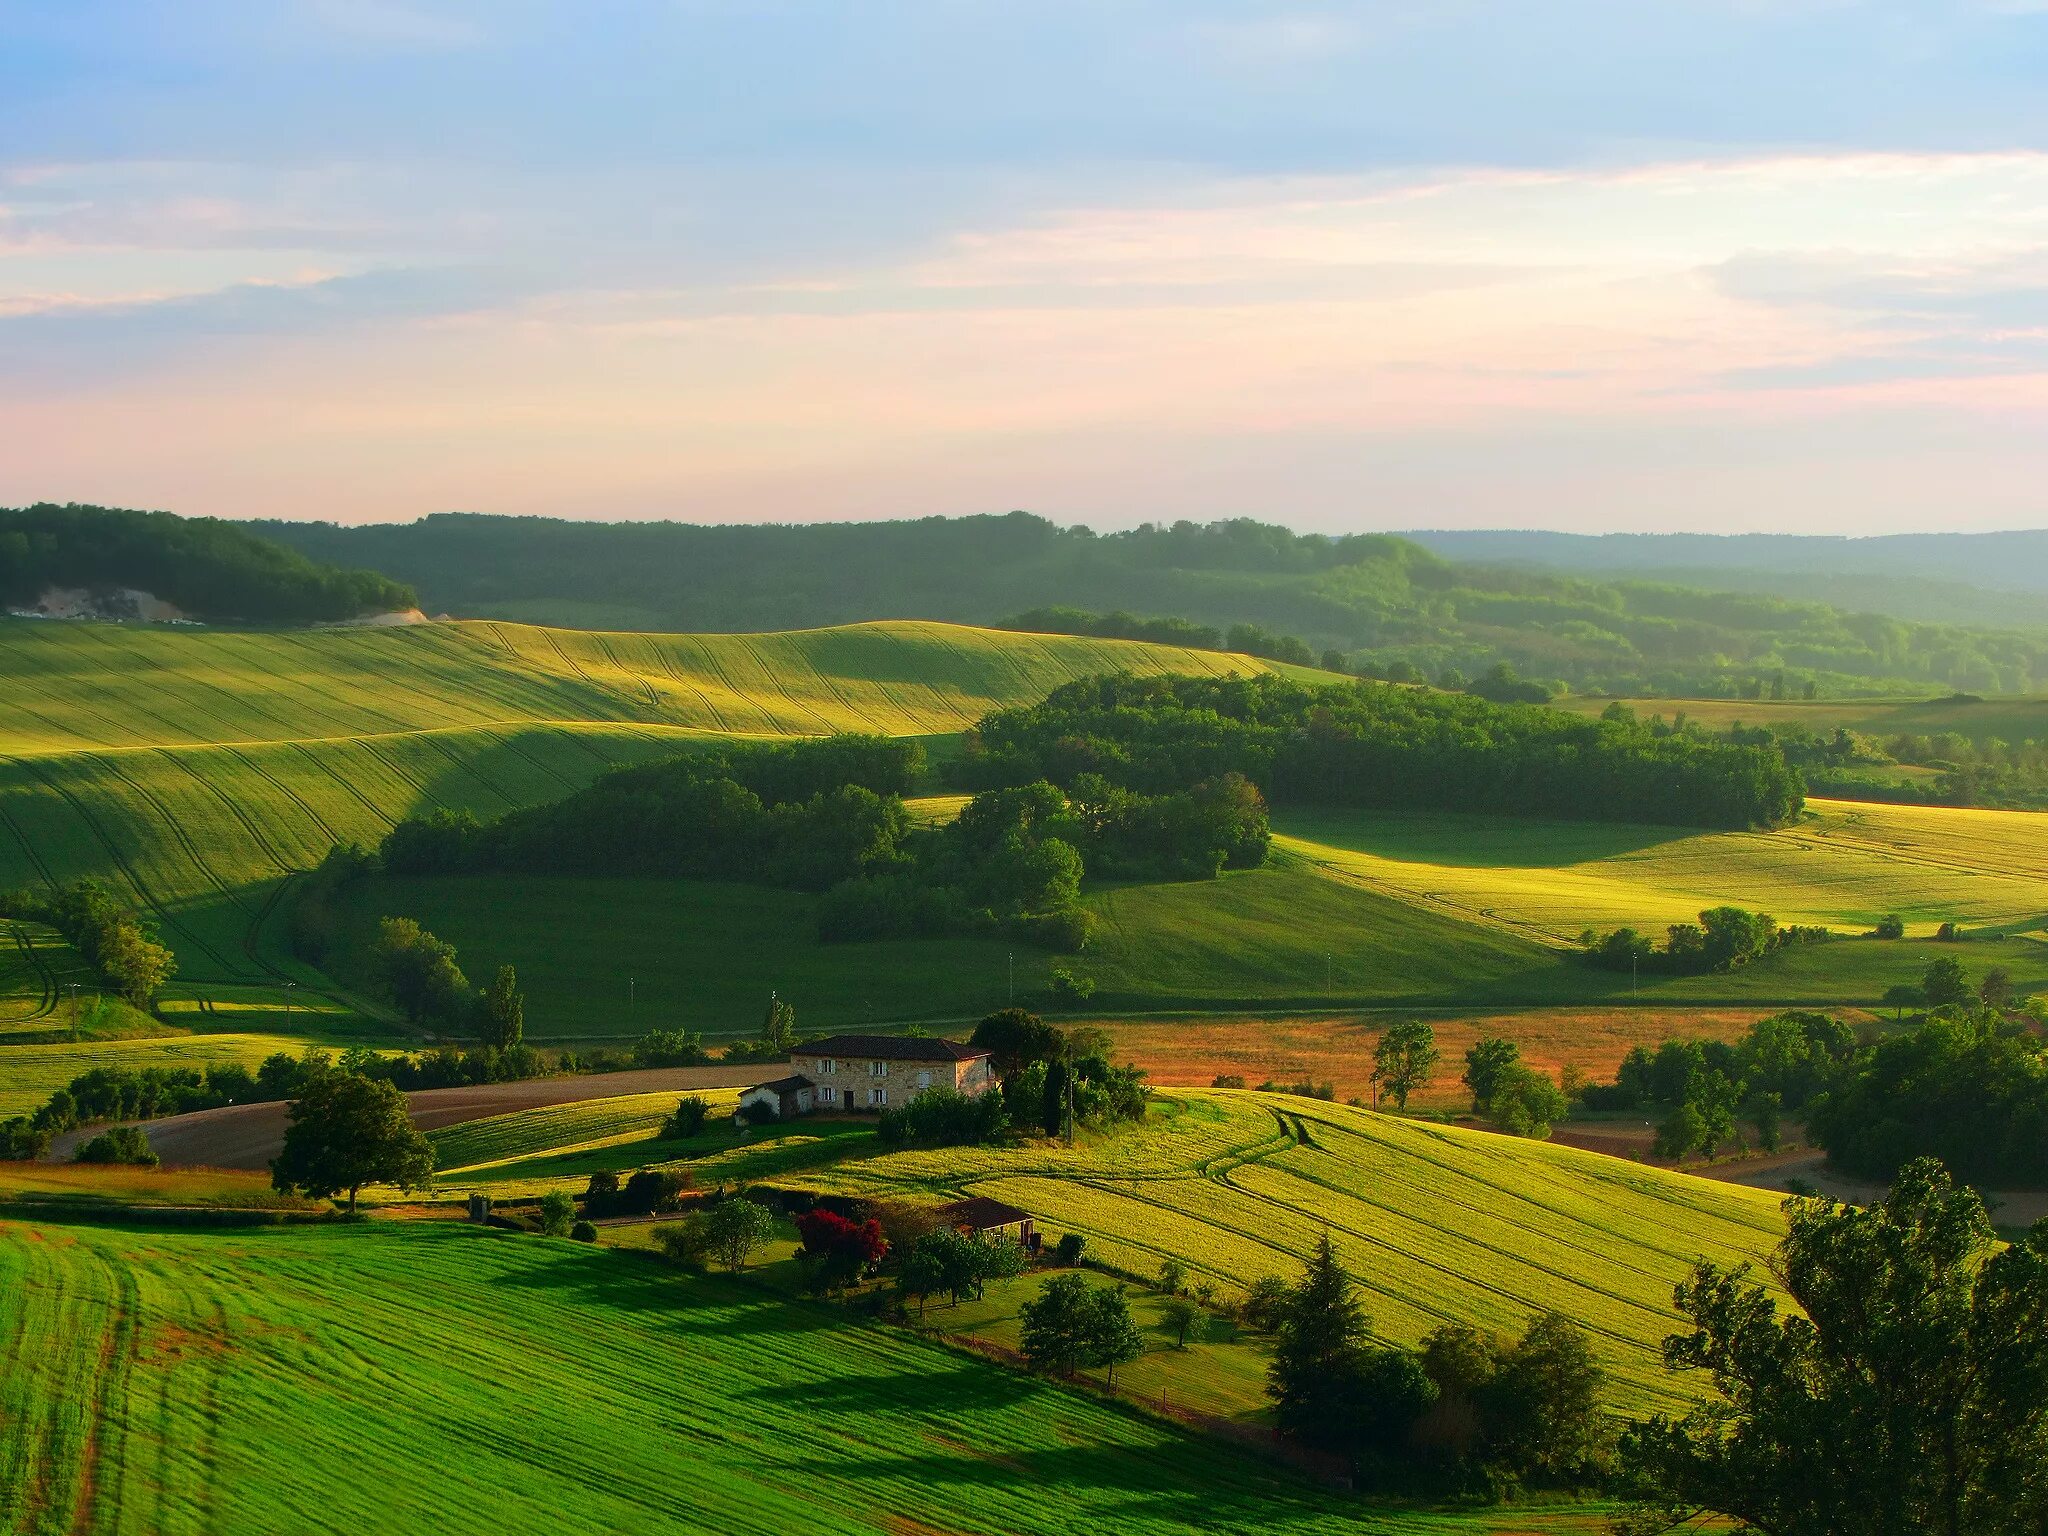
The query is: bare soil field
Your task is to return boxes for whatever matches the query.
[47,1064,763,1170]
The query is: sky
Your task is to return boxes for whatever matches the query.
[5,3,2048,533]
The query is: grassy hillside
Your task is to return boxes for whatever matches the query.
[0,617,1280,755]
[777,1090,1785,1417]
[1278,798,2048,939]
[0,1215,1601,1536]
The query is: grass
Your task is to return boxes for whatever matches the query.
[428,1088,741,1172]
[1278,798,2048,940]
[336,855,1565,1037]
[786,1089,1788,1417]
[0,1215,1608,1535]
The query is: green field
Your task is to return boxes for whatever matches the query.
[428,1088,742,1172]
[1279,798,2048,940]
[782,1090,1785,1418]
[0,1215,1606,1536]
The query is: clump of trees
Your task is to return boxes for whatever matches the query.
[1582,1011,1859,1162]
[1019,1275,1146,1384]
[1580,906,1829,978]
[1,881,175,1007]
[1620,1160,2048,1533]
[969,1009,1149,1139]
[960,672,1802,831]
[0,502,415,623]
[1268,1235,1607,1494]
[875,1086,1009,1148]
[897,1224,1028,1315]
[1807,1009,2048,1186]
[73,1125,158,1167]
[1462,1038,1568,1138]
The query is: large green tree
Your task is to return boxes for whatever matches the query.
[1620,1159,2048,1534]
[1374,1020,1441,1111]
[269,1073,434,1213]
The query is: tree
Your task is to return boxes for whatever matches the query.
[1980,966,2013,1009]
[1087,1284,1146,1387]
[1873,913,1906,940]
[1040,1056,1071,1139]
[369,917,471,1025]
[1483,1313,1604,1482]
[1463,1037,1521,1114]
[270,1072,434,1213]
[1882,982,1926,1021]
[1374,1020,1441,1111]
[477,964,524,1050]
[794,1208,888,1293]
[760,992,797,1055]
[1268,1233,1371,1450]
[1923,954,1971,1008]
[1157,1256,1187,1294]
[1619,1160,2048,1535]
[538,1189,575,1237]
[705,1196,775,1272]
[970,1007,1065,1080]
[1486,1065,1569,1138]
[1160,1294,1201,1349]
[1021,1273,1099,1376]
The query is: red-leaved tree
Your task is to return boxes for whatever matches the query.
[794,1209,889,1293]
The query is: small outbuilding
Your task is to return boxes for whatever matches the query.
[938,1195,1038,1251]
[734,1074,814,1124]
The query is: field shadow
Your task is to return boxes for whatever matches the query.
[1273,807,1707,870]
[737,1362,1038,1415]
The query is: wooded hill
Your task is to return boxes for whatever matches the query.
[1,503,415,624]
[259,510,2048,696]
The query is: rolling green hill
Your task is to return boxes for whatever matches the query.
[0,1213,1603,1536]
[781,1090,1784,1416]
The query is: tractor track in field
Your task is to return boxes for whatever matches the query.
[223,745,345,849]
[151,748,298,876]
[6,923,58,1020]
[12,756,239,977]
[290,740,399,831]
[87,752,261,910]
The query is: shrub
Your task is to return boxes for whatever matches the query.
[1046,966,1096,1007]
[618,1167,692,1215]
[569,1220,598,1243]
[633,1029,709,1068]
[662,1095,710,1139]
[875,1087,1007,1148]
[1054,1233,1086,1267]
[72,1125,158,1167]
[1873,913,1906,940]
[1210,1073,1247,1089]
[652,1214,712,1269]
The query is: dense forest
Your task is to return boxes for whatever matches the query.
[258,510,2048,695]
[1,503,415,624]
[959,674,1803,830]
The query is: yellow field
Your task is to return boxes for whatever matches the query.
[1278,797,2048,941]
[0,1032,335,1117]
[785,1089,1785,1416]
[0,618,1283,755]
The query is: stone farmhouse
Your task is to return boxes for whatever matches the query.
[733,1034,993,1122]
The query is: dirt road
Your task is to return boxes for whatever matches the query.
[48,1064,765,1171]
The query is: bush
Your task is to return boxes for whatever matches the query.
[72,1125,158,1167]
[633,1029,709,1068]
[1054,1233,1086,1267]
[875,1087,1008,1148]
[618,1168,692,1215]
[652,1214,713,1269]
[1210,1073,1247,1089]
[569,1220,598,1243]
[662,1095,710,1139]
[1873,913,1906,940]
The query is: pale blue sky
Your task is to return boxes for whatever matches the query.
[5,2,2048,531]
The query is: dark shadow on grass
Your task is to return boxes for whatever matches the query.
[485,1242,842,1336]
[733,1362,1039,1415]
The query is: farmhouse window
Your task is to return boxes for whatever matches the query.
[869,1087,887,1106]
[869,1060,887,1076]
[817,1086,835,1105]
[819,1058,836,1075]
[916,1070,931,1089]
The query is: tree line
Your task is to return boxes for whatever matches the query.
[1580,905,1832,977]
[1,880,176,1007]
[0,502,414,624]
[959,672,1804,830]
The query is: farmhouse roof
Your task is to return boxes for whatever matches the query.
[938,1196,1033,1230]
[745,1074,813,1095]
[794,1034,988,1063]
